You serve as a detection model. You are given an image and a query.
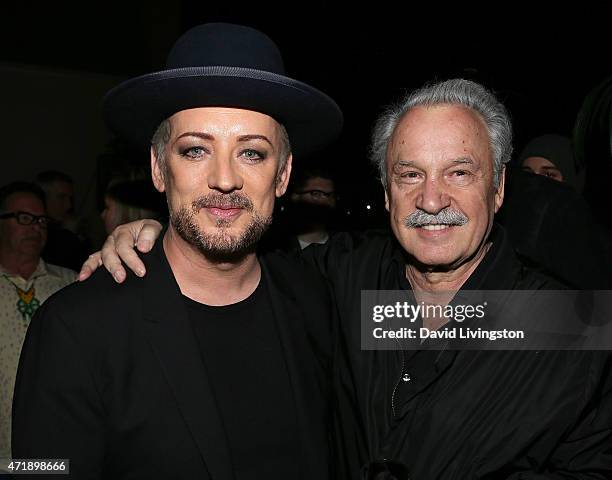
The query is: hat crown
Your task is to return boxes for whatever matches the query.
[166,23,285,75]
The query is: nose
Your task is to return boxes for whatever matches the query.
[207,151,244,193]
[415,177,451,214]
[25,222,46,238]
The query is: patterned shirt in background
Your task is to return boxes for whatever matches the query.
[0,260,75,458]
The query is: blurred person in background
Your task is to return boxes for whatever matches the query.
[270,165,339,252]
[36,170,91,271]
[498,163,611,288]
[573,74,612,259]
[101,178,167,234]
[0,181,74,461]
[519,134,579,187]
[35,170,74,225]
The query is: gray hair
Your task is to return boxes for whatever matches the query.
[151,119,172,177]
[151,117,292,181]
[370,78,513,189]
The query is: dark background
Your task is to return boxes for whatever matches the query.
[1,3,609,229]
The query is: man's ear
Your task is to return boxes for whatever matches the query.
[384,181,390,212]
[275,154,293,197]
[494,165,506,213]
[151,147,166,193]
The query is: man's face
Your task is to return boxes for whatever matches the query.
[0,192,48,259]
[152,107,292,260]
[385,105,504,271]
[101,196,121,235]
[44,180,73,222]
[290,177,337,208]
[522,156,563,182]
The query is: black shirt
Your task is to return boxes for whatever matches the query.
[13,239,334,479]
[185,276,299,480]
[303,226,612,480]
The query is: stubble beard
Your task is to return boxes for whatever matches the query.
[170,192,272,263]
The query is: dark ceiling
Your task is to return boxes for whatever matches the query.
[2,3,609,205]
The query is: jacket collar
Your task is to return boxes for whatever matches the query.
[460,225,522,290]
[259,254,326,480]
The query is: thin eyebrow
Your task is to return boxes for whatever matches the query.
[539,166,561,171]
[175,132,215,142]
[237,135,273,147]
[173,132,273,148]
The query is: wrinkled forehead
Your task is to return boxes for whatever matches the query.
[388,104,492,166]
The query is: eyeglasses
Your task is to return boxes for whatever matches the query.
[0,211,52,227]
[294,189,337,199]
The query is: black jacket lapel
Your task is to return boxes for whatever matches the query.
[260,255,326,480]
[139,240,235,480]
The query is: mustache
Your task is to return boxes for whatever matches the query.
[404,208,468,228]
[191,192,254,212]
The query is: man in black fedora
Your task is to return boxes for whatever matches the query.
[12,23,343,479]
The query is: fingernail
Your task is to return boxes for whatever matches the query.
[113,272,123,282]
[136,269,145,277]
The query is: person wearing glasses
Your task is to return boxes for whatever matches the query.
[0,181,75,461]
[280,166,338,251]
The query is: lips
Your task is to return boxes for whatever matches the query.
[421,224,451,231]
[204,206,243,219]
[415,223,458,238]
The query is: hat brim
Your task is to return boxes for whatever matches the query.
[103,66,343,157]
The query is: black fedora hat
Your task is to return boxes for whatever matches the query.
[103,23,343,157]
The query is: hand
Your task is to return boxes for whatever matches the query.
[78,219,163,282]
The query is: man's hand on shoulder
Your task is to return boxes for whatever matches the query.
[78,219,163,283]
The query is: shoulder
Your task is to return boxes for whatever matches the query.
[299,228,398,277]
[324,229,395,256]
[43,261,77,284]
[39,255,150,333]
[514,257,572,290]
[260,249,328,291]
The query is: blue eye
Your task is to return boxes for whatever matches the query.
[241,149,265,162]
[181,146,206,159]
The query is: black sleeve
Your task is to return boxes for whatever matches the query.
[505,353,612,479]
[12,299,105,479]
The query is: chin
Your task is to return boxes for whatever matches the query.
[202,224,247,240]
[408,247,463,269]
[414,258,455,271]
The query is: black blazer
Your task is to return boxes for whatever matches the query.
[12,240,334,480]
